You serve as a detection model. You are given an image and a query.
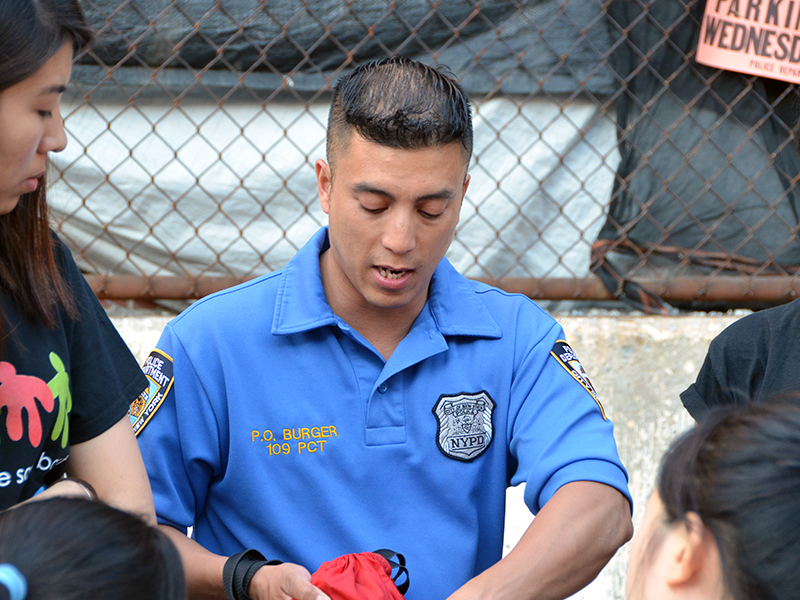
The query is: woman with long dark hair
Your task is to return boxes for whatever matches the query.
[0,497,185,600]
[0,0,155,518]
[626,400,800,600]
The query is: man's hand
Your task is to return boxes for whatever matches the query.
[248,563,330,600]
[158,525,329,600]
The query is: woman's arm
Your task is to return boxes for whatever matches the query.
[67,415,156,524]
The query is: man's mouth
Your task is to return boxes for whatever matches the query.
[379,267,406,280]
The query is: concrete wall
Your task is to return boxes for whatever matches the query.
[515,315,737,600]
[111,312,742,600]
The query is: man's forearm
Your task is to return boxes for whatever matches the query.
[159,525,228,600]
[159,525,328,600]
[447,481,632,600]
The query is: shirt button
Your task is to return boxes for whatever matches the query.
[378,383,388,394]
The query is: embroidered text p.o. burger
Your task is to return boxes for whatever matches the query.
[432,391,496,462]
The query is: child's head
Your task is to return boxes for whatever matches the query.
[627,401,800,600]
[0,497,185,600]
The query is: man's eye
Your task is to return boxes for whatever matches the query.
[362,206,385,214]
[39,111,53,118]
[420,211,442,219]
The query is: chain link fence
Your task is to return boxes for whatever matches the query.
[50,0,800,311]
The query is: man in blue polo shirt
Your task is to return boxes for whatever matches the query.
[134,57,632,600]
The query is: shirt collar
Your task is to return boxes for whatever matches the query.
[273,227,501,339]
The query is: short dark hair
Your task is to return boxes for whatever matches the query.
[655,401,800,600]
[326,56,473,168]
[0,497,185,600]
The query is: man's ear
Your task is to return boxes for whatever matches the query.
[665,512,718,588]
[316,159,332,215]
[455,173,470,225]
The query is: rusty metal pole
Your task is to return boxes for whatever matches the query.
[84,274,800,303]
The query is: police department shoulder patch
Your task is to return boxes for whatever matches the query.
[432,391,496,462]
[130,349,174,436]
[550,340,606,419]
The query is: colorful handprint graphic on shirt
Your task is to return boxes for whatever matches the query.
[47,353,71,448]
[0,362,55,447]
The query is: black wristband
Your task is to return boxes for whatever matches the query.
[222,549,281,600]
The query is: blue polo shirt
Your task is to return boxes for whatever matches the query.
[136,227,630,600]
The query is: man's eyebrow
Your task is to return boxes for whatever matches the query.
[351,182,456,202]
[417,189,457,202]
[38,84,68,96]
[352,183,395,201]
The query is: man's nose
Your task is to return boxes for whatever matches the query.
[382,210,416,255]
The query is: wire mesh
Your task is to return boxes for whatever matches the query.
[49,0,800,309]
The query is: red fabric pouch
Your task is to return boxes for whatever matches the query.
[309,550,409,600]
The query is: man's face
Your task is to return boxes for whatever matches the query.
[316,133,469,320]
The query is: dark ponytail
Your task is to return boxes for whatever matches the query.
[657,401,800,600]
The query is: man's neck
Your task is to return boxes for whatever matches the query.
[346,315,413,361]
[319,251,427,360]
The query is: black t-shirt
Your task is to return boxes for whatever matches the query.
[681,299,800,421]
[0,234,147,509]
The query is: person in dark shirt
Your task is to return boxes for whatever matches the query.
[0,0,154,516]
[680,299,800,421]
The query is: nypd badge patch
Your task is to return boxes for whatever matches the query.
[130,349,174,436]
[432,391,496,462]
[550,340,606,419]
